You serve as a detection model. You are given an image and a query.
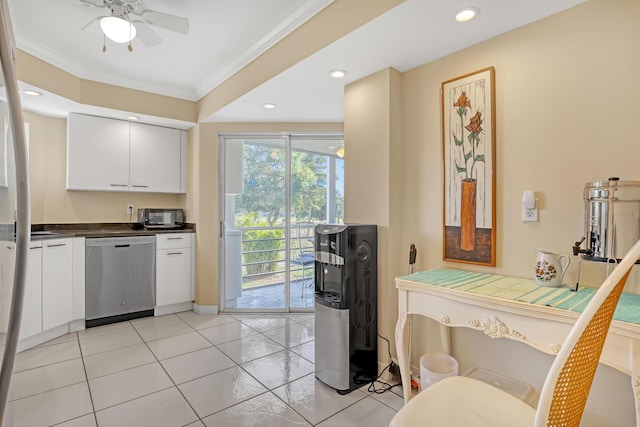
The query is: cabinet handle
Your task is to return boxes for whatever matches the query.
[167,251,183,255]
[132,185,149,188]
[46,243,66,248]
[29,246,42,250]
[167,237,183,240]
[110,184,128,187]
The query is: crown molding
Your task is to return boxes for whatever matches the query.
[14,0,334,102]
[194,0,334,99]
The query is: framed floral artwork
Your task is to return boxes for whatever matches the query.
[442,67,496,266]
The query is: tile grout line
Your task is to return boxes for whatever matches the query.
[134,313,207,424]
[77,324,102,427]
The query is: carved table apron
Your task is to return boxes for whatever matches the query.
[395,268,640,425]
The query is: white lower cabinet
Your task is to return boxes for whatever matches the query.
[42,239,73,331]
[156,233,195,307]
[20,238,74,340]
[21,244,43,340]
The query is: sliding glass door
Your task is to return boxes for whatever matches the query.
[219,134,344,312]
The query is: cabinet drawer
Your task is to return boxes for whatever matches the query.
[156,233,192,250]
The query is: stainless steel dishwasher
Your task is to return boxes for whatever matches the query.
[85,236,156,327]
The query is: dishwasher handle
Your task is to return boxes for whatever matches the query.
[115,244,130,248]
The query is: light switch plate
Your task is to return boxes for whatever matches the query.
[522,206,538,222]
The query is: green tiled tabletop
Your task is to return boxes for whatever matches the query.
[398,268,640,325]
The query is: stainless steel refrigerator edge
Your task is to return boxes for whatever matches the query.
[0,0,31,419]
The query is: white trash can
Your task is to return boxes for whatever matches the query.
[420,353,458,391]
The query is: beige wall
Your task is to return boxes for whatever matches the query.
[25,111,184,224]
[344,68,404,366]
[401,0,640,286]
[17,52,197,123]
[343,0,637,424]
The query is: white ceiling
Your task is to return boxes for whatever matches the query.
[8,0,585,126]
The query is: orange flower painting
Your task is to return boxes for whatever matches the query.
[442,67,496,266]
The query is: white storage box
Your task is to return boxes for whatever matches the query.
[464,367,535,405]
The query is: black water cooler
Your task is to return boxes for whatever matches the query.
[314,224,377,393]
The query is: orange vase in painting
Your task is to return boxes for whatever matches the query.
[460,179,476,251]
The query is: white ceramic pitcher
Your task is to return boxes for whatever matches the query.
[534,249,570,287]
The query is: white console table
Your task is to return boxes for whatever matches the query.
[395,268,640,425]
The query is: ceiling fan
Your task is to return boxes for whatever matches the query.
[79,0,190,50]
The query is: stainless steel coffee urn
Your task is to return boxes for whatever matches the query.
[573,177,640,263]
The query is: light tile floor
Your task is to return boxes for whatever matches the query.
[2,312,403,426]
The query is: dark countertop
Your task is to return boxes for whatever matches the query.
[30,223,196,240]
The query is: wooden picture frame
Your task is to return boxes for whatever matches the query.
[442,67,496,266]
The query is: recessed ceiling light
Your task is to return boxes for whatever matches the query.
[455,8,478,22]
[127,116,140,120]
[23,90,42,97]
[330,70,347,79]
[263,103,276,109]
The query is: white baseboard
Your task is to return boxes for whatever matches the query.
[68,319,85,333]
[155,302,193,316]
[192,303,218,315]
[17,323,70,352]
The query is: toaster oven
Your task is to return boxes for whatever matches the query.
[138,208,185,229]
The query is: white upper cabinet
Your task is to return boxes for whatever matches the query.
[130,122,181,193]
[67,113,187,194]
[67,113,130,191]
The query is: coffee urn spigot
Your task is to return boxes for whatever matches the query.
[572,236,593,257]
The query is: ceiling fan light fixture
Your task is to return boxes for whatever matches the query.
[100,16,136,43]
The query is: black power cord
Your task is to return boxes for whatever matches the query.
[351,333,402,394]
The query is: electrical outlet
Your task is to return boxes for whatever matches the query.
[522,206,538,222]
[127,204,134,215]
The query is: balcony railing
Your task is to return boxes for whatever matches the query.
[239,224,315,288]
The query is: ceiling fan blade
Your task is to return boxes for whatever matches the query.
[78,0,106,8]
[132,20,162,47]
[136,9,189,34]
[81,16,107,31]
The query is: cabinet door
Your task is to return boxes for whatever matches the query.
[42,239,73,331]
[130,122,181,193]
[67,113,130,191]
[21,245,42,339]
[1,243,15,333]
[156,248,191,306]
